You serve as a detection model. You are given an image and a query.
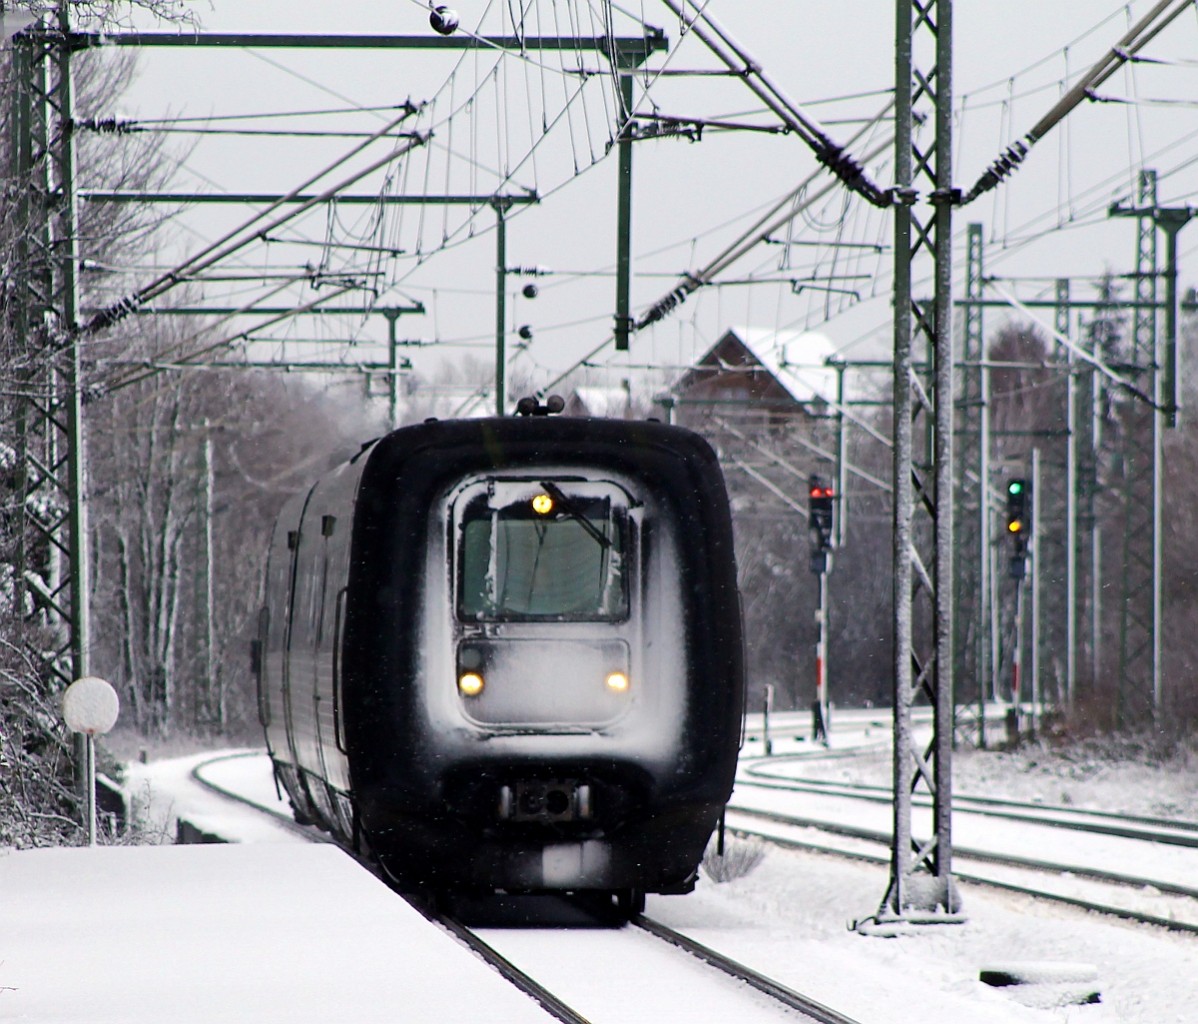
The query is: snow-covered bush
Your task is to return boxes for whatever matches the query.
[0,637,82,847]
[702,834,766,883]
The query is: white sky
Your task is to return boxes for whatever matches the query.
[75,0,1198,406]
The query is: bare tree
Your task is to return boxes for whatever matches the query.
[5,2,199,31]
[85,357,375,738]
[988,320,1065,449]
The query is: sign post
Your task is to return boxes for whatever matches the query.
[62,677,120,845]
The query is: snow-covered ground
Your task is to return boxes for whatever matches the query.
[1,843,549,1023]
[4,731,1196,1023]
[734,752,1198,910]
[654,839,1198,1023]
[781,732,1198,823]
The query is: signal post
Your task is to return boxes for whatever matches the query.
[808,475,836,746]
[1005,476,1034,741]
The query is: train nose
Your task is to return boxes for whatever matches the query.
[498,781,592,822]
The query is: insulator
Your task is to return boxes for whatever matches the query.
[429,6,459,35]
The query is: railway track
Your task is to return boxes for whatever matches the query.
[725,807,1198,936]
[420,912,593,1024]
[189,751,324,840]
[189,751,868,1023]
[727,799,1198,898]
[633,915,862,1024]
[195,749,1198,939]
[740,759,1198,848]
[445,904,870,1024]
[429,905,869,1024]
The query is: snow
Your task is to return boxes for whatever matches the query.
[475,925,803,1022]
[656,841,1198,1023]
[730,770,1198,895]
[725,327,842,405]
[122,748,304,845]
[3,736,1196,1023]
[0,843,549,1023]
[770,734,1198,823]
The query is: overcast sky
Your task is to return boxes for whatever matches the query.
[85,0,1198,406]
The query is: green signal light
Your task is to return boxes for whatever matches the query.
[1008,480,1024,495]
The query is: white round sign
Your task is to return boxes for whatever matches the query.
[62,676,120,736]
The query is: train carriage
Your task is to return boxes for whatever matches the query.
[256,409,744,910]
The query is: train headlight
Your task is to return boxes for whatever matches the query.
[458,672,485,697]
[605,671,630,694]
[531,493,554,515]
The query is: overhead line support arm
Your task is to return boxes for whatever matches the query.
[62,31,670,58]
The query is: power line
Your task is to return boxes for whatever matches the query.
[962,0,1195,204]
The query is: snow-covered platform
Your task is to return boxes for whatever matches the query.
[1,843,551,1022]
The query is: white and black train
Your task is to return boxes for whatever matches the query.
[255,408,744,911]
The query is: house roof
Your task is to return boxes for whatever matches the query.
[679,327,840,407]
[563,386,631,418]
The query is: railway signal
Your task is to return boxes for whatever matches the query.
[1002,466,1038,744]
[807,473,834,746]
[1006,478,1031,539]
[808,475,835,554]
[1006,478,1031,574]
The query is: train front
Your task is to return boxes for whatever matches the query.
[343,418,743,899]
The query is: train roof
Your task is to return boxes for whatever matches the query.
[355,413,723,478]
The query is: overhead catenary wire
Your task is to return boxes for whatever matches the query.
[51,0,1198,426]
[129,103,420,125]
[97,279,361,395]
[82,11,620,348]
[961,0,1196,204]
[713,414,892,494]
[655,0,891,208]
[147,2,685,323]
[574,0,1198,396]
[82,106,429,335]
[749,86,1198,366]
[127,125,427,140]
[634,110,893,332]
[367,7,665,271]
[988,282,1161,409]
[963,1,1131,98]
[243,46,410,125]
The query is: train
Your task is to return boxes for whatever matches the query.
[254,402,745,914]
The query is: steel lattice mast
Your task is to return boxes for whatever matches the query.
[10,13,90,686]
[868,0,962,926]
[954,223,992,747]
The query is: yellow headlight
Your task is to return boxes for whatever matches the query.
[458,672,485,697]
[531,493,554,515]
[605,671,630,693]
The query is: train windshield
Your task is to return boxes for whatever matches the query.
[458,482,628,621]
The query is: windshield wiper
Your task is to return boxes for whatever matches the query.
[539,480,611,549]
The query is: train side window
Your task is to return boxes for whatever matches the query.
[255,606,270,728]
[332,587,348,754]
[314,534,332,643]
